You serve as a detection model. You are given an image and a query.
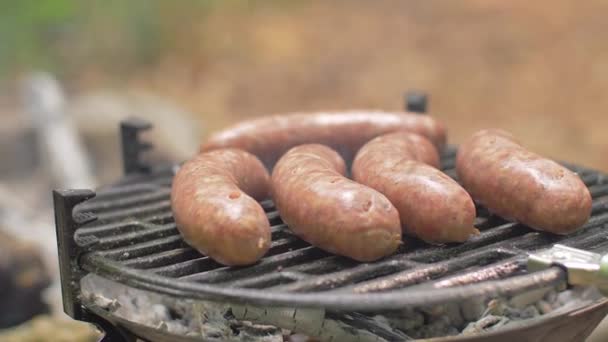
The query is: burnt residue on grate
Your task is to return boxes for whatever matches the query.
[73,146,608,311]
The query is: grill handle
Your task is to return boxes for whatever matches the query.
[528,244,608,296]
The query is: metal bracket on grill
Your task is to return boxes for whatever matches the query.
[405,90,428,113]
[120,117,153,175]
[53,189,97,319]
[528,244,608,296]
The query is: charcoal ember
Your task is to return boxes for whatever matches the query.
[536,300,553,314]
[508,287,551,309]
[481,299,506,316]
[444,303,464,328]
[503,305,539,319]
[81,275,285,341]
[287,333,319,342]
[0,230,51,328]
[409,316,458,339]
[419,303,464,329]
[373,310,424,332]
[235,321,282,342]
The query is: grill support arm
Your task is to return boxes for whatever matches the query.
[120,117,153,176]
[404,90,428,113]
[53,189,134,342]
[528,244,608,296]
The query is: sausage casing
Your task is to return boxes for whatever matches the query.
[171,149,271,265]
[201,111,446,168]
[271,144,402,261]
[353,132,478,243]
[456,129,592,234]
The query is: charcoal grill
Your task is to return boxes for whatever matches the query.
[54,98,608,341]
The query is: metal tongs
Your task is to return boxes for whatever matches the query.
[528,244,608,295]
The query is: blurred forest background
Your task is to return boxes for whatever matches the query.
[1,1,608,341]
[2,0,608,169]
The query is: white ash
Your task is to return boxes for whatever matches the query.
[80,275,283,341]
[80,274,603,341]
[375,285,603,339]
[81,275,400,341]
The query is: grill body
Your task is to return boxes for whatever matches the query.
[53,119,608,341]
[80,298,608,342]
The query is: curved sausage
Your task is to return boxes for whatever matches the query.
[171,149,271,265]
[271,144,402,261]
[201,111,447,168]
[456,129,592,234]
[352,132,479,243]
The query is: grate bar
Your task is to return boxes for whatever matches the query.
[180,246,330,283]
[589,184,608,198]
[148,256,220,278]
[76,188,170,213]
[219,262,350,288]
[260,199,275,211]
[90,183,162,201]
[417,258,524,289]
[96,200,171,221]
[95,235,186,260]
[226,271,310,289]
[76,220,148,239]
[266,210,281,222]
[280,255,358,274]
[326,248,519,294]
[122,248,200,269]
[269,258,422,293]
[94,224,177,250]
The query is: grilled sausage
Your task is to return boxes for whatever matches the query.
[201,111,447,168]
[171,149,271,266]
[271,144,402,261]
[352,132,479,243]
[456,129,592,234]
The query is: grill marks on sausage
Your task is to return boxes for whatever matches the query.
[352,132,479,244]
[271,144,402,262]
[456,129,592,234]
[171,149,271,266]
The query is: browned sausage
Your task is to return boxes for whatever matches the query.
[171,149,271,265]
[271,144,402,261]
[352,132,479,243]
[201,111,447,168]
[456,129,592,234]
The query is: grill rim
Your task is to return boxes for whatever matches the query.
[80,252,567,311]
[67,143,608,312]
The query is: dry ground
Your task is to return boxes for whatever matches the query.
[107,0,608,171]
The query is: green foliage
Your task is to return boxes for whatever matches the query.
[0,0,77,73]
[0,0,304,77]
[0,1,187,75]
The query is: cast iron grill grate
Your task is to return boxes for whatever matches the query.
[64,144,608,312]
